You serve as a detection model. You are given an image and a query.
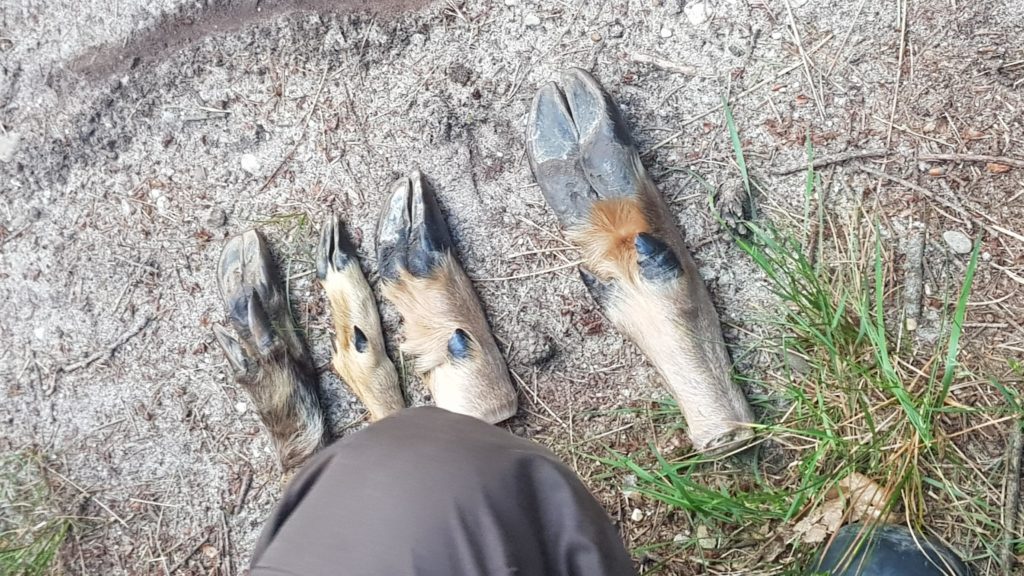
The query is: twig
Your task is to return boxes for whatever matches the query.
[919,153,1024,169]
[629,53,696,76]
[1002,421,1022,572]
[232,468,253,515]
[886,0,908,146]
[991,264,1024,287]
[859,165,1024,245]
[858,164,954,201]
[781,0,825,120]
[0,223,32,248]
[902,225,926,331]
[221,510,234,576]
[44,465,129,528]
[473,260,581,282]
[255,67,329,195]
[61,314,154,373]
[168,533,210,575]
[826,0,868,76]
[643,33,834,155]
[771,149,889,175]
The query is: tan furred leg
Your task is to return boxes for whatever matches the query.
[382,255,516,424]
[376,171,518,425]
[317,215,404,421]
[570,195,754,453]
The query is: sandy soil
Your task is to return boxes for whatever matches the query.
[2,0,1023,573]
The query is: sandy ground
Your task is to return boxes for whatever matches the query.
[2,0,1023,573]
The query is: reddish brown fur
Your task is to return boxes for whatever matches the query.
[569,197,650,281]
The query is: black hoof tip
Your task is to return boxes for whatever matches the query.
[635,233,681,282]
[317,214,358,280]
[447,328,472,360]
[579,267,615,312]
[353,326,368,353]
[376,171,454,280]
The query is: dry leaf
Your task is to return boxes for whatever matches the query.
[986,162,1011,174]
[794,497,844,543]
[964,127,986,140]
[801,523,828,544]
[792,472,891,544]
[836,472,890,523]
[201,543,219,559]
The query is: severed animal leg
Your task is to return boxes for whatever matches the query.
[316,214,405,421]
[376,171,517,424]
[527,68,754,454]
[213,229,326,470]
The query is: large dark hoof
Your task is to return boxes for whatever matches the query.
[376,170,454,281]
[375,171,517,425]
[526,67,648,228]
[317,215,405,421]
[213,229,325,471]
[809,524,971,576]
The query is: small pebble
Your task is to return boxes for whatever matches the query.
[590,31,602,42]
[630,508,644,522]
[942,230,973,254]
[235,402,248,415]
[683,1,711,25]
[982,251,991,261]
[0,131,21,163]
[240,153,260,175]
[519,333,557,366]
[205,207,228,228]
[696,524,717,549]
[784,350,810,375]
[524,14,541,27]
[659,26,673,38]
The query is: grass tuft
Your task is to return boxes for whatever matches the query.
[593,103,1017,573]
[0,451,73,576]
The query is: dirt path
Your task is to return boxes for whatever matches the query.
[2,0,1022,573]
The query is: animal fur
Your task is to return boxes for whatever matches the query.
[228,336,326,471]
[382,254,517,424]
[571,195,754,452]
[321,261,404,421]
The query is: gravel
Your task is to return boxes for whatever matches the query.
[942,230,974,255]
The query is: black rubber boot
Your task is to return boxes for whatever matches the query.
[808,524,970,576]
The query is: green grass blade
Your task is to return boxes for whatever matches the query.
[932,239,981,416]
[723,97,751,201]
